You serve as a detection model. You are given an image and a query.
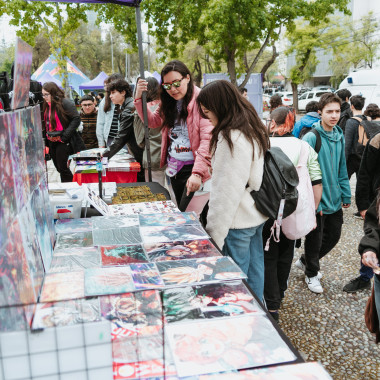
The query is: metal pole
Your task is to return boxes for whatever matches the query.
[136,5,152,182]
[147,33,151,72]
[109,30,114,73]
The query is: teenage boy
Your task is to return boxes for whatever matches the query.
[296,93,351,293]
[79,95,98,149]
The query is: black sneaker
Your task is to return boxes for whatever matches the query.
[343,276,371,293]
[354,212,363,220]
[269,311,279,322]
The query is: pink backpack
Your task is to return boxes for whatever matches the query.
[281,141,316,240]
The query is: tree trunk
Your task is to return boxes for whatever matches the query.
[193,59,202,87]
[291,82,299,113]
[226,49,237,85]
[261,45,279,81]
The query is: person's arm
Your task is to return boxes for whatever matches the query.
[206,133,256,249]
[96,98,106,147]
[344,119,356,159]
[338,136,352,206]
[305,141,323,210]
[60,99,81,143]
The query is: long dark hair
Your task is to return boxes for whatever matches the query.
[103,73,123,112]
[160,60,194,129]
[197,80,269,157]
[42,82,68,131]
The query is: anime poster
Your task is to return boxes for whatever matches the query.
[18,204,45,298]
[49,248,100,273]
[54,231,94,251]
[32,104,46,176]
[129,263,165,290]
[55,217,93,234]
[100,290,162,340]
[140,225,209,244]
[163,281,264,324]
[139,212,198,227]
[101,244,149,267]
[0,112,17,248]
[144,239,221,262]
[0,305,28,332]
[92,226,142,246]
[32,297,101,330]
[167,314,296,377]
[31,184,53,271]
[156,257,246,287]
[11,37,33,110]
[0,219,36,307]
[38,179,56,247]
[84,267,135,296]
[39,271,84,302]
[92,215,139,230]
[109,200,179,216]
[198,362,333,380]
[9,110,30,211]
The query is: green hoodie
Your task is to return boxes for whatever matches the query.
[302,121,351,214]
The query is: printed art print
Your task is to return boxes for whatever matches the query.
[38,179,56,247]
[139,212,198,227]
[55,217,93,234]
[166,314,296,377]
[92,215,139,230]
[156,257,246,287]
[11,38,33,110]
[163,281,264,323]
[92,226,142,246]
[55,231,94,251]
[144,239,221,262]
[100,290,162,340]
[130,263,164,290]
[32,297,101,330]
[140,224,209,244]
[49,248,100,273]
[0,112,17,248]
[85,267,135,296]
[101,244,149,266]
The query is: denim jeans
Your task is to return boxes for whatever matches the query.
[359,260,374,281]
[375,276,380,323]
[222,223,265,301]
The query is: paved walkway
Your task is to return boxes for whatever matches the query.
[279,177,380,379]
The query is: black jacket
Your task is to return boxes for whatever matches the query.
[103,97,143,164]
[345,115,366,158]
[358,196,380,281]
[356,133,380,212]
[338,102,352,133]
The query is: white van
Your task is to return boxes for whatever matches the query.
[339,69,380,108]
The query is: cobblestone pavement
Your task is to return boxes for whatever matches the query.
[279,178,380,379]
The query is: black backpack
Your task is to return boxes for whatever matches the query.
[338,107,352,133]
[304,128,322,154]
[249,146,299,221]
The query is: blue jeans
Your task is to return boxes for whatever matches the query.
[222,224,265,301]
[359,260,374,281]
[375,276,380,323]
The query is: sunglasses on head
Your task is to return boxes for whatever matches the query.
[162,77,184,91]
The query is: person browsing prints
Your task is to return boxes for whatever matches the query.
[196,80,270,302]
[134,60,212,212]
[79,95,98,149]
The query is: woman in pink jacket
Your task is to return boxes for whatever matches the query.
[134,60,212,212]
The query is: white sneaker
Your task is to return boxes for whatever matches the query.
[295,259,323,279]
[305,275,323,293]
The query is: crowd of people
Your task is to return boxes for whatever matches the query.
[40,61,380,327]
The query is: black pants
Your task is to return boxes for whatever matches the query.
[170,164,195,212]
[49,141,73,182]
[301,209,343,277]
[263,219,295,311]
[347,154,361,179]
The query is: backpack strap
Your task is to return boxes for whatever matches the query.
[308,128,322,154]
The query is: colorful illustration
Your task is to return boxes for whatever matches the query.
[139,212,198,227]
[167,315,296,377]
[156,257,246,287]
[130,263,164,290]
[40,271,84,302]
[55,231,94,251]
[49,248,100,273]
[32,298,101,330]
[85,267,135,296]
[38,179,56,248]
[140,224,209,244]
[92,226,142,246]
[0,113,17,248]
[101,244,149,266]
[109,200,179,216]
[55,217,93,234]
[0,305,28,332]
[198,362,333,379]
[100,290,162,340]
[163,281,264,323]
[92,215,139,230]
[11,38,33,110]
[144,239,221,262]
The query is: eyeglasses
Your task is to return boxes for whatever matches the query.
[42,93,50,98]
[162,78,184,91]
[82,103,94,107]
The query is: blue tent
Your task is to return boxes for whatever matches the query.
[32,54,90,94]
[37,71,63,88]
[79,71,108,90]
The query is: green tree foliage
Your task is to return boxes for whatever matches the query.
[0,40,15,74]
[0,0,87,91]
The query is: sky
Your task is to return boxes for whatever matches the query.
[1,15,17,45]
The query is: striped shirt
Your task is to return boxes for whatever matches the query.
[108,109,120,139]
